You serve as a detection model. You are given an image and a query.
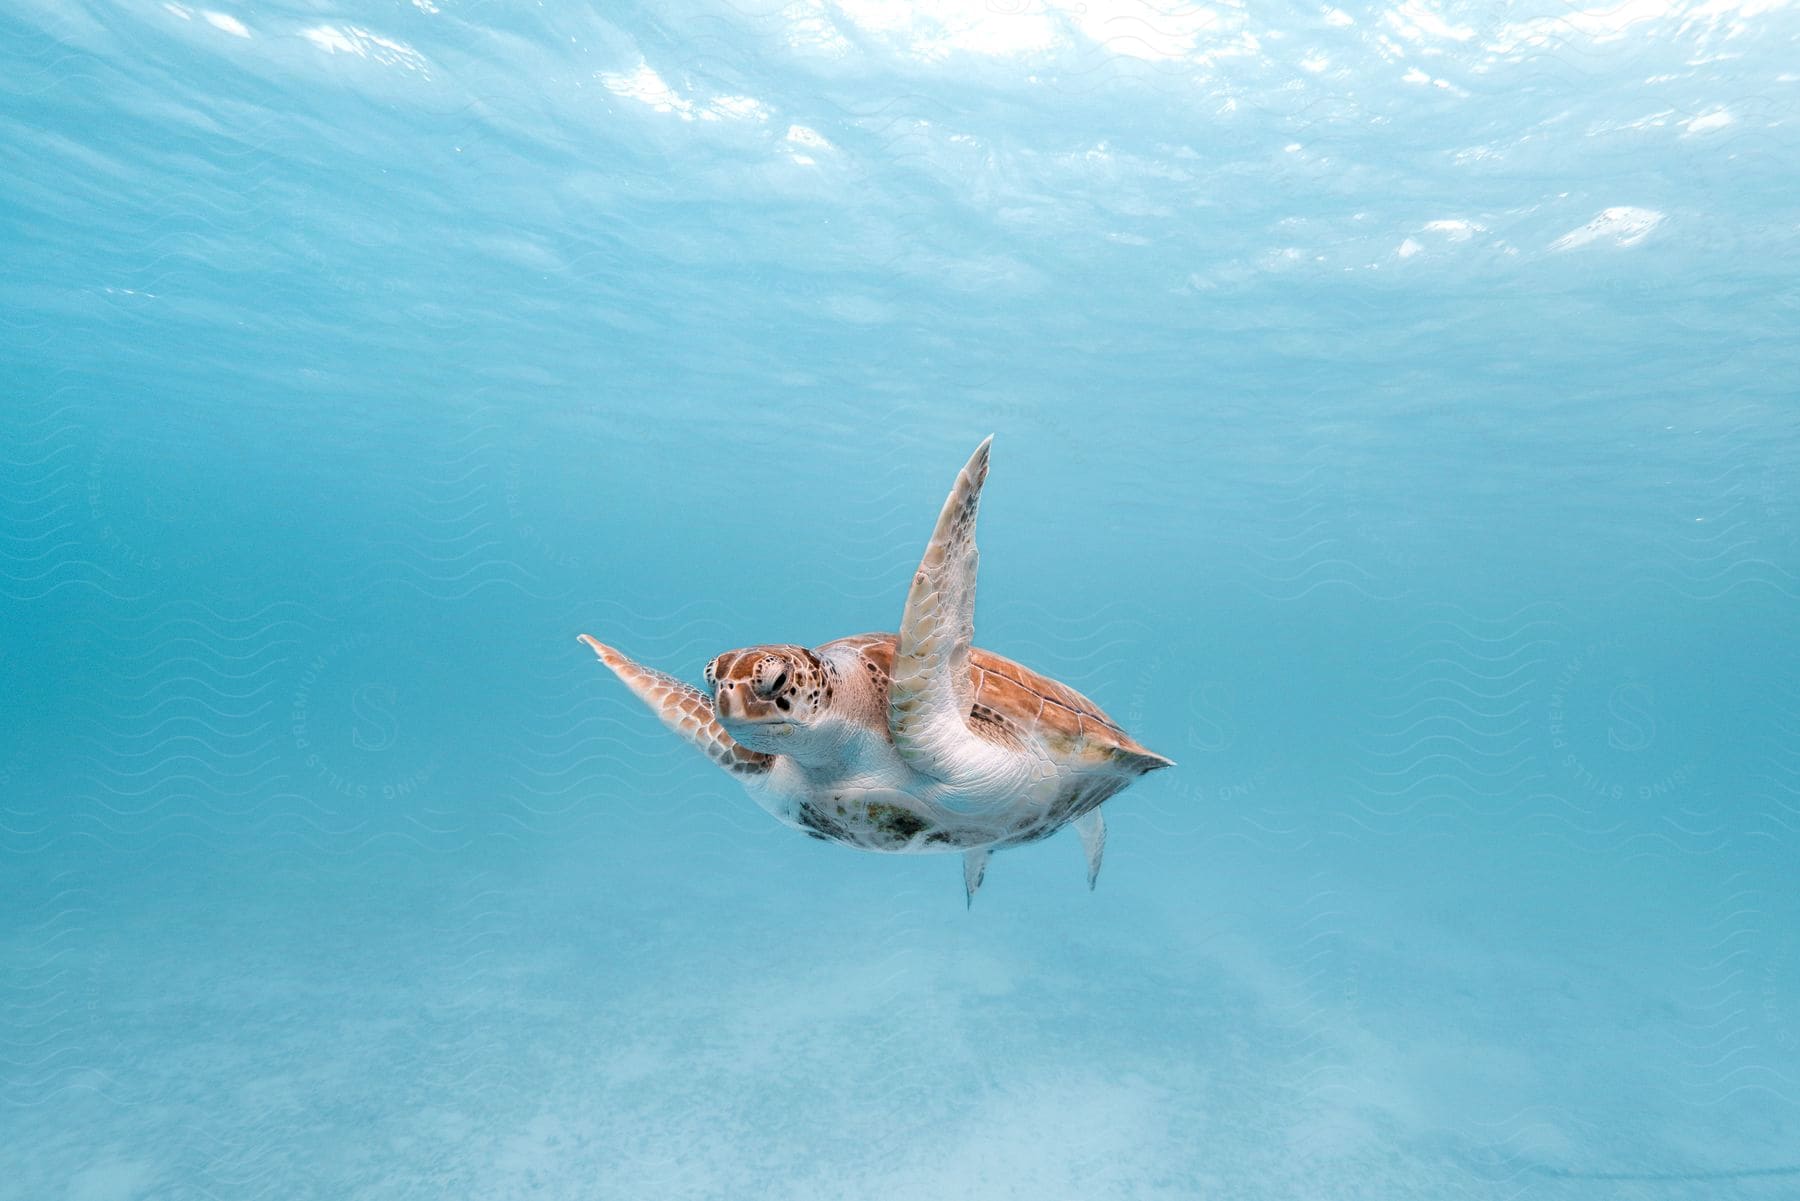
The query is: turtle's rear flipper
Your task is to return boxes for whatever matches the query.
[578,635,773,779]
[1075,808,1106,890]
[962,848,991,908]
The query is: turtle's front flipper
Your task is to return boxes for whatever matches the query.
[578,635,773,779]
[891,437,992,784]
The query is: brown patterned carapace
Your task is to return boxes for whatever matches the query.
[823,632,1168,770]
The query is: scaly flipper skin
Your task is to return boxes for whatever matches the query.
[578,635,773,778]
[890,437,991,783]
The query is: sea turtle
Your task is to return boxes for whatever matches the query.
[578,437,1172,904]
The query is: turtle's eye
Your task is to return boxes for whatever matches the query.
[703,658,718,687]
[756,661,789,698]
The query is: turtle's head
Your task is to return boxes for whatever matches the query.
[705,645,834,755]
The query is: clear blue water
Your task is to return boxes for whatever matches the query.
[4,2,1799,1196]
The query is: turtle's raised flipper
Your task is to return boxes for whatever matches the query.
[962,847,991,908]
[579,635,773,778]
[891,438,992,783]
[1075,808,1106,890]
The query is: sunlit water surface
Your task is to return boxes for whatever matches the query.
[4,2,1799,1197]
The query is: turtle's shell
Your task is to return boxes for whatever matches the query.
[821,632,1171,772]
